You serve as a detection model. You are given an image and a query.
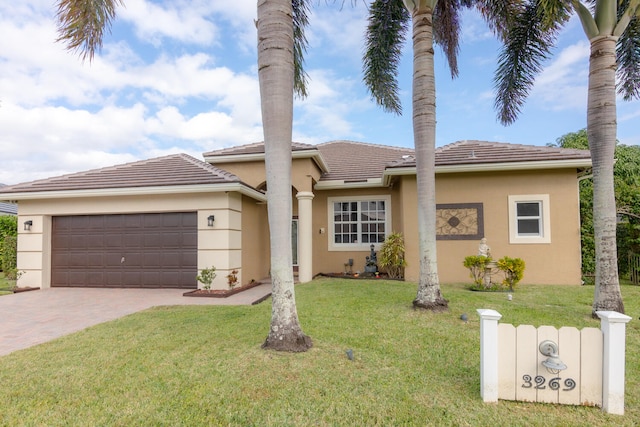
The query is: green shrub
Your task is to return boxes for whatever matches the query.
[378,232,407,279]
[2,235,18,275]
[497,256,526,291]
[196,266,216,290]
[463,255,492,287]
[0,216,17,269]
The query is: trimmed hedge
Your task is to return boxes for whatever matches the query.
[0,216,18,271]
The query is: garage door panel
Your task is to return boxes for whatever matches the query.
[105,253,125,266]
[87,272,106,286]
[123,215,144,227]
[105,234,123,247]
[106,272,122,286]
[122,233,144,248]
[144,234,162,247]
[52,213,197,288]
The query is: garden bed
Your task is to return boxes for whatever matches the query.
[183,280,261,298]
[315,272,391,280]
[12,287,40,293]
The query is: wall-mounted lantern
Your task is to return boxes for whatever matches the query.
[24,220,33,231]
[539,340,567,374]
[207,215,215,227]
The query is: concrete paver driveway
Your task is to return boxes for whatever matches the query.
[0,285,271,356]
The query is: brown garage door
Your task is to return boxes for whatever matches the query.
[52,213,197,288]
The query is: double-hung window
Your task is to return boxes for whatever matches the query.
[329,196,390,250]
[508,194,551,244]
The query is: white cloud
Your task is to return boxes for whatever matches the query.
[119,0,219,46]
[307,3,368,65]
[530,41,590,111]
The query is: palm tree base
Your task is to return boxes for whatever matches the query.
[262,332,313,352]
[412,297,449,312]
[591,302,625,319]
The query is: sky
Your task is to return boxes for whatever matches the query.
[1,1,639,186]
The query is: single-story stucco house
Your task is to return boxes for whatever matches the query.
[0,140,592,290]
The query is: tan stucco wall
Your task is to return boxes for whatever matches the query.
[310,186,403,275]
[240,194,270,284]
[398,169,582,285]
[212,158,321,192]
[16,191,254,290]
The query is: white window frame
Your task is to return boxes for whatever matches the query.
[327,195,391,251]
[508,194,551,244]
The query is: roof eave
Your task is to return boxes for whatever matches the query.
[314,178,385,190]
[204,149,330,174]
[0,183,267,203]
[382,158,593,185]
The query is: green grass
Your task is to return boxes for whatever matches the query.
[0,272,14,295]
[1,278,639,426]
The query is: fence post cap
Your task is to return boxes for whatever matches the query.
[476,309,502,320]
[596,311,632,323]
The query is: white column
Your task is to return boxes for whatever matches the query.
[597,311,632,415]
[477,309,502,402]
[296,191,314,283]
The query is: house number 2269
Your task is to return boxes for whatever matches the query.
[522,375,576,391]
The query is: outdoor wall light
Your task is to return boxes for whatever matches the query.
[207,215,215,227]
[23,220,33,231]
[539,340,567,374]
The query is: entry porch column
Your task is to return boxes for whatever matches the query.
[296,191,314,283]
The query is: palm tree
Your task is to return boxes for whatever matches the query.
[257,0,312,351]
[494,0,640,316]
[363,0,515,310]
[56,0,313,350]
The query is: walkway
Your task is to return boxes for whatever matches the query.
[0,285,272,356]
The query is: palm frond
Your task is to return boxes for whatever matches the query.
[473,0,526,41]
[535,0,572,31]
[617,13,640,100]
[55,0,124,62]
[433,0,462,78]
[493,1,564,125]
[293,0,310,99]
[363,0,410,115]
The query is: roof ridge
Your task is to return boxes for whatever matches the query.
[204,141,317,157]
[176,153,241,181]
[319,140,414,152]
[438,140,589,153]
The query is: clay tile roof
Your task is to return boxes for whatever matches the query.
[387,140,591,168]
[203,141,316,157]
[0,153,242,194]
[317,140,414,181]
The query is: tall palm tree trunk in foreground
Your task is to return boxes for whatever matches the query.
[588,35,624,316]
[409,3,448,311]
[257,0,312,351]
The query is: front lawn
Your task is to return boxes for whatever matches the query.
[1,278,638,426]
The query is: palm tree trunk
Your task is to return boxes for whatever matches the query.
[257,0,312,351]
[410,5,448,311]
[588,35,625,316]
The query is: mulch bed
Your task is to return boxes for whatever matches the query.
[183,280,262,298]
[12,287,40,293]
[315,272,388,280]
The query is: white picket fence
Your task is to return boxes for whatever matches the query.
[477,309,632,415]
